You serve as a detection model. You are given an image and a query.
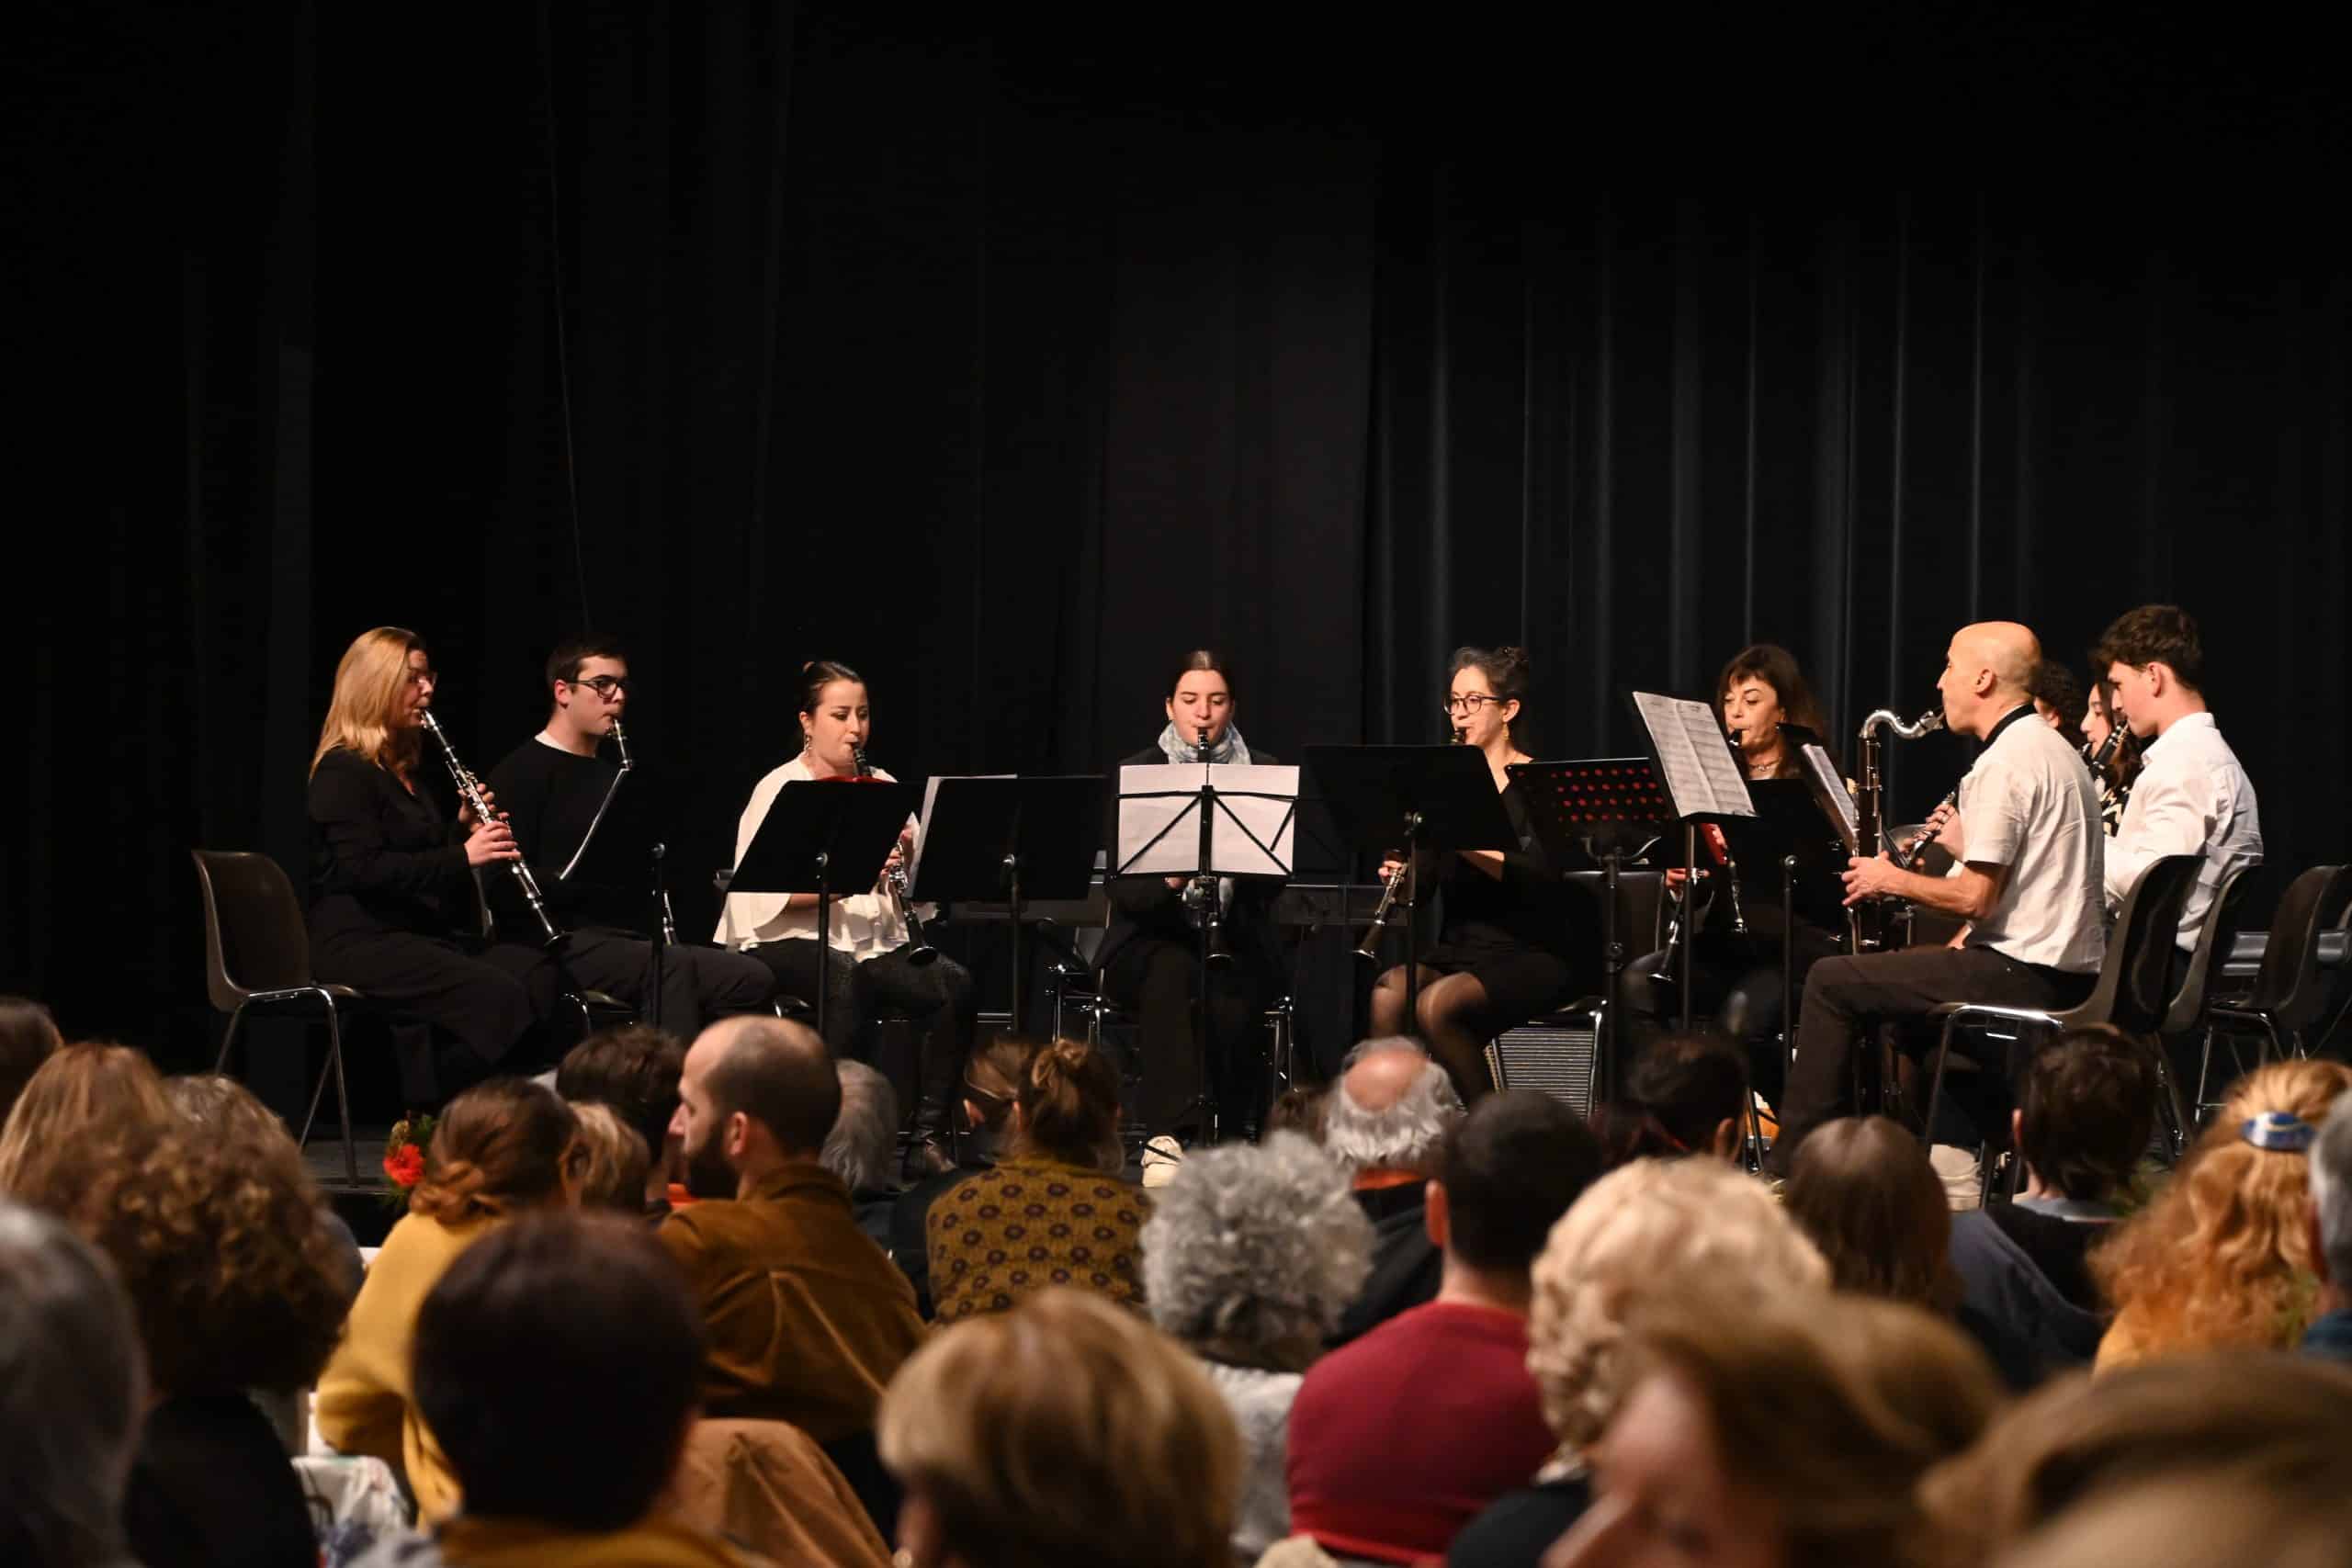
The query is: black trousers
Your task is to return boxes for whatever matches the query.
[1621,924,1845,1110]
[311,926,540,1104]
[1765,945,2096,1175]
[1102,935,1277,1136]
[744,941,977,1110]
[548,929,776,1039]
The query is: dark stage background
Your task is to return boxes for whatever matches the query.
[7,3,2346,1082]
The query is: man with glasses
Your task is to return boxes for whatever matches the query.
[486,636,775,1037]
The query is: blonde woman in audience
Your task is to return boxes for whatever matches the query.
[2092,1059,2352,1369]
[926,1037,1150,1319]
[1918,1351,2352,1568]
[1141,1132,1374,1563]
[1447,1157,1828,1568]
[567,1100,653,1213]
[0,1040,173,1194]
[1547,1285,2004,1568]
[316,1078,581,1521]
[877,1287,1240,1568]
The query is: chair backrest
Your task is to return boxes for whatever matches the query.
[2080,853,2203,1035]
[189,849,314,1005]
[2254,864,2352,1029]
[2160,857,2260,1034]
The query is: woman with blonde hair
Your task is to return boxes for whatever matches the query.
[878,1287,1239,1568]
[307,626,538,1101]
[925,1037,1150,1320]
[0,1041,173,1197]
[314,1077,581,1521]
[2091,1059,2352,1369]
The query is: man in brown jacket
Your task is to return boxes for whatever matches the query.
[661,1016,925,1442]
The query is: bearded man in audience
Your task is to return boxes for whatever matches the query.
[659,1017,924,1442]
[1318,1037,1467,1345]
[1286,1090,1604,1562]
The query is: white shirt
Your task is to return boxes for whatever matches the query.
[711,754,922,960]
[2104,711,2260,953]
[1956,708,2108,974]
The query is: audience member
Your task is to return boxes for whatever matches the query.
[823,1058,900,1252]
[0,1040,173,1195]
[1141,1132,1374,1563]
[1784,1115,1956,1307]
[0,994,62,1122]
[877,1287,1239,1568]
[1948,1027,2153,1382]
[2092,1059,2352,1369]
[1919,1351,2352,1568]
[568,1100,653,1214]
[1264,1084,1328,1141]
[316,1077,582,1521]
[1995,1469,2352,1568]
[557,1023,687,1213]
[660,1016,923,1439]
[164,1071,368,1297]
[1549,1285,2003,1568]
[1589,1032,1747,1168]
[28,1118,348,1568]
[1319,1037,1466,1344]
[926,1036,1150,1320]
[0,1199,146,1568]
[890,1033,1037,1316]
[1288,1090,1602,1563]
[1451,1156,1828,1568]
[350,1210,758,1568]
[2301,1091,2352,1361]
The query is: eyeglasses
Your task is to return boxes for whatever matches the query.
[405,669,438,687]
[570,675,629,698]
[1442,694,1506,715]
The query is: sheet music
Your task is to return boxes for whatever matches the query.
[1116,763,1298,876]
[1630,692,1757,820]
[1798,744,1860,854]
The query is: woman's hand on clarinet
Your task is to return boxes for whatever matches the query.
[464,816,520,867]
[458,785,499,831]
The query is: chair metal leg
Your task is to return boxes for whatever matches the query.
[2153,1052,2188,1163]
[215,1003,249,1075]
[327,1002,357,1186]
[2194,1024,2219,1122]
[1921,1014,1961,1152]
[298,1027,334,1150]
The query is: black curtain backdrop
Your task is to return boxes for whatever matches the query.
[8,2,2346,1075]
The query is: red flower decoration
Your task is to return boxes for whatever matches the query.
[383,1145,426,1188]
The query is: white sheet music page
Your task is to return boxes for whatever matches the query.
[1799,744,1860,854]
[1631,692,1757,820]
[1115,764,1298,876]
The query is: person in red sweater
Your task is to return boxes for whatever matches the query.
[1285,1089,1603,1562]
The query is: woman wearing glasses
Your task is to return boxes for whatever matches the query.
[716,659,976,1173]
[1099,649,1289,1142]
[1368,645,1595,1103]
[306,626,540,1102]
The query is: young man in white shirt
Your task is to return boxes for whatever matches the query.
[2094,604,2261,955]
[1765,622,2107,1175]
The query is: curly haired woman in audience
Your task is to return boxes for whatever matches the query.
[2091,1059,2352,1370]
[315,1077,582,1520]
[1141,1132,1373,1562]
[925,1037,1150,1320]
[1449,1156,1829,1567]
[878,1287,1239,1568]
[28,1117,351,1568]
[0,1040,173,1196]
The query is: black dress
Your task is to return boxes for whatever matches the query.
[306,747,537,1097]
[122,1393,319,1568]
[1099,744,1286,1135]
[1419,780,1598,1029]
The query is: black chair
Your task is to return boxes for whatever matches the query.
[2202,864,2352,1108]
[190,849,360,1185]
[2150,859,2260,1156]
[1919,853,2203,1193]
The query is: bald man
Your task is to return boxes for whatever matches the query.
[1321,1037,1466,1343]
[1765,623,2106,1175]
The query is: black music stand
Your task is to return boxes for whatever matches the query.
[1508,757,1672,1101]
[729,777,915,1043]
[560,759,677,1027]
[910,775,1105,1036]
[1304,745,1518,1036]
[1627,692,1758,1034]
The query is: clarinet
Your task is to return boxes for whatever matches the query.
[1353,724,1459,963]
[853,747,936,965]
[419,708,563,946]
[1183,726,1233,966]
[608,721,679,943]
[1894,784,1961,871]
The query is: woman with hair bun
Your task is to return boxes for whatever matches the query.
[925,1038,1151,1321]
[314,1077,582,1521]
[716,659,977,1174]
[1369,646,1597,1103]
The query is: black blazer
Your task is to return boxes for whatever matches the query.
[1097,743,1285,979]
[307,748,473,943]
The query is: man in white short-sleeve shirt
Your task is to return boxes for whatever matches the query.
[1767,621,2108,1175]
[2095,604,2261,955]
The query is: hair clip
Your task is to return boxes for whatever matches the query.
[2240,1111,2316,1154]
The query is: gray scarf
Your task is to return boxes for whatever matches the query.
[1157,720,1251,766]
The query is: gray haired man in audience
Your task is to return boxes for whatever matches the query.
[2302,1093,2352,1362]
[0,1199,146,1568]
[821,1058,901,1255]
[1320,1036,1466,1344]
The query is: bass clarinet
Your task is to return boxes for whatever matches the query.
[419,707,564,946]
[1849,705,1945,950]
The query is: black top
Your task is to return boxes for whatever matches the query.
[123,1392,319,1568]
[307,747,471,942]
[1449,1476,1594,1568]
[1099,743,1286,978]
[1329,1182,1441,1347]
[484,738,641,932]
[890,1160,989,1318]
[1433,781,1590,960]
